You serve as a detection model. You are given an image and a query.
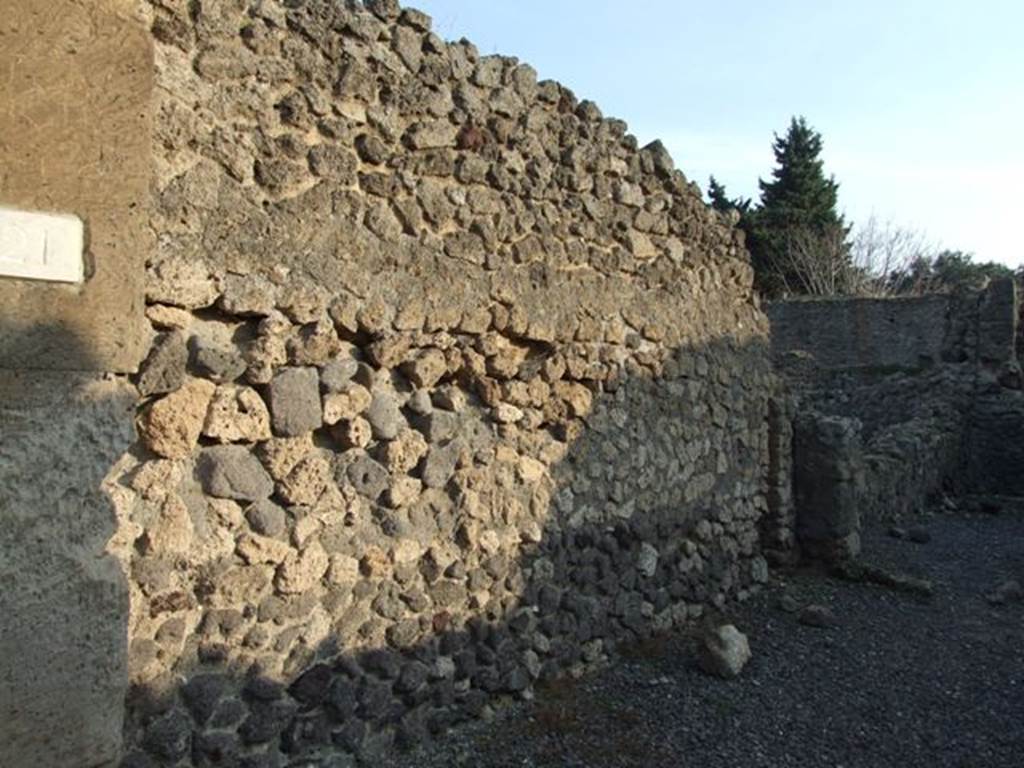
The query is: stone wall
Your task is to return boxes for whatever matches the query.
[771,280,1022,560]
[1017,285,1024,359]
[767,282,1018,375]
[767,294,953,372]
[108,2,774,766]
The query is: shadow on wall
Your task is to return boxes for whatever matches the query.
[116,334,772,768]
[0,319,136,768]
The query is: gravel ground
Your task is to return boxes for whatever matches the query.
[381,509,1024,768]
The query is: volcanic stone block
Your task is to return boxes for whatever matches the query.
[197,445,275,501]
[269,367,322,436]
[137,332,188,396]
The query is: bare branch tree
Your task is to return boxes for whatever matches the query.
[775,225,859,297]
[849,215,940,295]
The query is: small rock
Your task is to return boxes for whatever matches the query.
[777,593,801,614]
[402,348,448,388]
[190,337,247,383]
[637,543,659,578]
[385,476,422,509]
[182,673,228,725]
[146,304,193,330]
[288,664,333,707]
[257,434,314,481]
[193,731,239,766]
[277,283,328,324]
[236,533,291,566]
[276,542,329,594]
[432,386,466,412]
[139,378,217,459]
[406,389,433,415]
[406,121,458,150]
[379,428,429,474]
[146,258,220,309]
[366,390,405,440]
[320,358,360,392]
[421,441,460,489]
[197,445,274,501]
[420,410,459,443]
[323,384,372,425]
[345,455,390,501]
[137,332,188,396]
[698,623,751,679]
[245,499,287,538]
[799,604,838,629]
[219,273,278,316]
[887,526,908,540]
[749,555,770,583]
[860,564,935,597]
[268,367,322,436]
[908,527,932,544]
[142,709,192,761]
[331,417,373,450]
[138,496,193,556]
[278,453,331,506]
[986,579,1023,606]
[493,403,524,424]
[203,385,272,443]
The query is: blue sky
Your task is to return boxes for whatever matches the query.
[413,1,1024,267]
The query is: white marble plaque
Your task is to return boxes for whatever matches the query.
[0,206,84,283]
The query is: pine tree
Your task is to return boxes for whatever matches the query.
[747,116,850,296]
[707,176,751,215]
[707,176,732,213]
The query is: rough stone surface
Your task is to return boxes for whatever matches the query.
[190,337,247,383]
[698,624,752,679]
[268,368,322,436]
[108,3,786,765]
[203,385,272,443]
[197,446,275,501]
[137,332,188,397]
[0,373,136,768]
[139,378,217,459]
[366,390,406,440]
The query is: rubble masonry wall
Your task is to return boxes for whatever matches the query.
[110,2,776,765]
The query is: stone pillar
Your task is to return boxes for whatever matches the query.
[0,374,137,768]
[968,392,1024,497]
[793,411,864,561]
[762,391,797,564]
[0,2,152,766]
[978,278,1018,368]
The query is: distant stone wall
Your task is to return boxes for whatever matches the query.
[109,2,775,766]
[766,295,953,371]
[772,280,1021,561]
[767,282,1019,375]
[1017,286,1024,359]
[860,416,964,518]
